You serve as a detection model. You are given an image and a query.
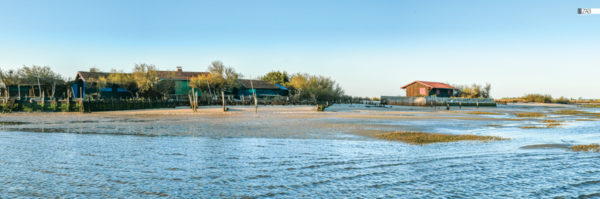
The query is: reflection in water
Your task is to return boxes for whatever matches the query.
[1,130,600,198]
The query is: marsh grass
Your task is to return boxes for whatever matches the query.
[520,126,544,129]
[540,119,560,123]
[553,109,588,115]
[466,111,504,115]
[581,104,600,108]
[570,144,600,152]
[514,112,546,117]
[552,109,600,120]
[576,119,597,121]
[520,120,561,129]
[375,131,507,145]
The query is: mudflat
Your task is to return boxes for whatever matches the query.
[0,104,596,142]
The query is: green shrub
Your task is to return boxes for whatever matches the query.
[523,94,553,103]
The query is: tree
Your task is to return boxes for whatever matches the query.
[107,71,136,97]
[260,71,289,86]
[287,73,344,103]
[0,69,21,98]
[17,65,65,98]
[482,83,491,98]
[190,61,240,111]
[189,73,213,92]
[132,63,159,96]
[207,61,240,91]
[453,83,492,98]
[305,75,344,103]
[153,71,176,99]
[288,73,309,100]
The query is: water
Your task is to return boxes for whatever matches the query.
[2,128,600,198]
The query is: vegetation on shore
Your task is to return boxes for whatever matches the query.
[514,112,546,117]
[375,131,507,145]
[520,123,561,129]
[553,109,600,118]
[497,94,600,105]
[0,66,65,98]
[259,71,345,103]
[452,83,491,98]
[570,144,600,152]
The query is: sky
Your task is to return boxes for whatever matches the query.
[0,0,599,98]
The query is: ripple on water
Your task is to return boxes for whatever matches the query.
[1,130,600,198]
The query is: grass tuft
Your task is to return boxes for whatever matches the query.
[540,119,560,123]
[514,112,546,117]
[375,131,507,145]
[553,109,587,115]
[570,144,600,152]
[520,126,544,129]
[553,109,600,119]
[576,119,596,121]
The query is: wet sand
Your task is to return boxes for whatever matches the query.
[0,104,595,140]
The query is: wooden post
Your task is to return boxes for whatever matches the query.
[194,91,198,112]
[52,82,56,99]
[251,80,257,113]
[41,92,45,111]
[221,90,226,112]
[188,94,193,110]
[37,77,42,99]
[67,88,71,111]
[80,87,84,112]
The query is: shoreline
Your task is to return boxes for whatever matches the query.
[0,104,596,141]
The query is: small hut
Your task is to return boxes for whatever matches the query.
[401,81,456,97]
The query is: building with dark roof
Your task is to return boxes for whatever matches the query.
[73,67,208,98]
[235,79,288,98]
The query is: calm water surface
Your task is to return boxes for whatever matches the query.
[2,120,600,198]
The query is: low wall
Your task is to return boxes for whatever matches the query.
[381,96,496,107]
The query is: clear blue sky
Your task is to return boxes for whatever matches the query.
[0,0,599,98]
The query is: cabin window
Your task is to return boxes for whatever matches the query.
[419,88,426,95]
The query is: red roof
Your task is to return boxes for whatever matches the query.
[401,81,456,89]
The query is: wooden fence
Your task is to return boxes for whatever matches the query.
[381,96,497,107]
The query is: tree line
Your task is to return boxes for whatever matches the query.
[189,61,346,103]
[258,70,345,103]
[453,83,492,98]
[0,65,65,98]
[1,61,347,104]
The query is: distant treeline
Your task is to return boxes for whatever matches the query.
[452,83,492,98]
[497,94,600,104]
